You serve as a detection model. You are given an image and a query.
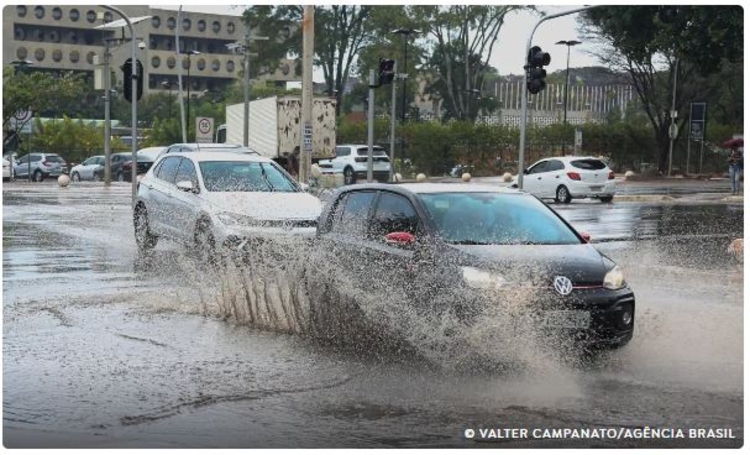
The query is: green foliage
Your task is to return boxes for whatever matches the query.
[23,117,110,163]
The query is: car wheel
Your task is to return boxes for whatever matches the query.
[72,172,81,182]
[600,196,614,203]
[134,205,158,252]
[344,166,356,185]
[117,172,124,182]
[555,185,572,204]
[195,219,219,267]
[33,170,43,182]
[93,172,102,182]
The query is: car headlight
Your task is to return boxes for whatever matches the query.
[603,265,626,290]
[217,212,258,226]
[462,266,508,290]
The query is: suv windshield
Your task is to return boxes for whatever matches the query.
[419,192,581,245]
[199,161,298,192]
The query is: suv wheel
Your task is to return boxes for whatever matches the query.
[195,219,219,267]
[134,205,158,252]
[600,195,614,203]
[33,169,43,182]
[555,185,572,204]
[344,166,355,185]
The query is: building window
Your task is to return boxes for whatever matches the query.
[17,6,27,17]
[152,16,160,28]
[14,27,26,41]
[83,31,95,45]
[226,60,235,72]
[191,79,200,90]
[149,37,158,50]
[167,57,176,69]
[16,47,28,60]
[212,21,221,33]
[167,17,176,30]
[34,48,45,62]
[34,6,44,19]
[70,8,79,21]
[86,51,95,65]
[70,50,79,63]
[207,43,215,53]
[52,50,62,62]
[197,58,205,71]
[151,56,161,68]
[104,12,113,22]
[68,31,78,44]
[197,19,206,32]
[33,29,44,42]
[227,22,235,34]
[52,7,62,20]
[49,30,61,43]
[211,59,220,71]
[183,18,191,30]
[86,10,96,23]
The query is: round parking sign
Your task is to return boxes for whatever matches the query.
[198,118,211,135]
[14,108,31,122]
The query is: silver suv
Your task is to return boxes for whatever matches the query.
[13,153,68,182]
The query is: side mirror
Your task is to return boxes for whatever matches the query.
[300,183,310,192]
[523,168,529,175]
[176,180,195,193]
[580,232,592,243]
[384,231,416,246]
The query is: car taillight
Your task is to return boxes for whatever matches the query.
[42,161,51,166]
[354,157,367,163]
[566,172,581,180]
[608,171,615,180]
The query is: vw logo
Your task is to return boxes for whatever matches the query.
[553,276,573,296]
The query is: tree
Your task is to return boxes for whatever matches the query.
[408,5,531,121]
[243,6,377,116]
[581,5,743,173]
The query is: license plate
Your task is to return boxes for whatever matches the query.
[541,310,590,329]
[590,186,603,192]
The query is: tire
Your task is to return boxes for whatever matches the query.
[93,172,102,182]
[33,170,43,182]
[600,195,614,203]
[117,172,124,182]
[195,219,219,266]
[72,172,81,182]
[344,166,356,185]
[134,205,158,252]
[555,185,572,204]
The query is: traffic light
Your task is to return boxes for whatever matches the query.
[526,45,551,94]
[121,58,144,103]
[378,58,395,86]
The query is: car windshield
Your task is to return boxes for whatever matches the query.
[199,161,298,193]
[419,192,581,245]
[356,147,386,156]
[571,159,607,170]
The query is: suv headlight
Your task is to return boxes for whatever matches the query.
[603,266,626,290]
[462,266,508,290]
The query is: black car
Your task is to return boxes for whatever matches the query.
[305,183,635,351]
[121,147,166,182]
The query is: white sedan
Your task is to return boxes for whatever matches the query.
[133,151,322,261]
[512,156,616,203]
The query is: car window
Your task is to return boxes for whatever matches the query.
[30,155,42,163]
[198,161,298,192]
[356,147,386,156]
[548,160,565,171]
[419,192,581,245]
[83,157,97,166]
[335,147,350,157]
[96,157,105,165]
[333,191,377,237]
[527,161,548,174]
[371,192,420,239]
[571,159,607,170]
[17,156,28,164]
[174,158,199,188]
[156,156,181,184]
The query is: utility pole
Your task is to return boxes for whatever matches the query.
[367,69,376,183]
[389,60,398,182]
[667,58,679,177]
[299,5,314,184]
[229,33,268,148]
[103,38,112,185]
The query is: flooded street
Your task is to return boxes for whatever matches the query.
[3,182,743,448]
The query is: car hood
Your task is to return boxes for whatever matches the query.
[204,191,322,220]
[446,243,612,285]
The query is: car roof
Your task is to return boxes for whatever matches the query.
[341,182,522,195]
[167,143,244,149]
[541,156,606,162]
[337,144,385,149]
[168,151,273,163]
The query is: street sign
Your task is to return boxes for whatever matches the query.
[669,123,679,140]
[10,109,33,134]
[689,102,707,141]
[196,117,214,144]
[302,122,313,152]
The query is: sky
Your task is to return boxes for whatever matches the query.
[156,4,603,81]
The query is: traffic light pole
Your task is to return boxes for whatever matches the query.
[389,61,398,183]
[517,5,597,190]
[367,70,376,183]
[101,5,138,205]
[103,37,112,185]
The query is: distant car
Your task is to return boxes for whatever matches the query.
[162,143,261,156]
[3,157,12,182]
[511,156,616,203]
[121,147,166,182]
[70,155,105,182]
[317,144,392,185]
[305,182,635,350]
[13,153,68,182]
[133,151,322,262]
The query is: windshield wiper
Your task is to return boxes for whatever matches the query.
[259,164,275,191]
[449,240,492,245]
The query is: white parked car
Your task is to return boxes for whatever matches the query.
[512,156,616,203]
[317,144,392,185]
[3,157,12,181]
[70,155,105,182]
[134,151,322,261]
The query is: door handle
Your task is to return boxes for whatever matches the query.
[537,177,542,180]
[555,175,560,179]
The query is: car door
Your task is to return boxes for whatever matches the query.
[523,160,549,196]
[14,155,29,178]
[542,159,567,198]
[146,156,182,237]
[80,157,96,179]
[168,157,202,243]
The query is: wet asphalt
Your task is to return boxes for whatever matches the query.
[2,180,744,448]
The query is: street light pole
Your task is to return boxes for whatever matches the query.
[182,50,200,142]
[393,28,415,162]
[555,39,581,155]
